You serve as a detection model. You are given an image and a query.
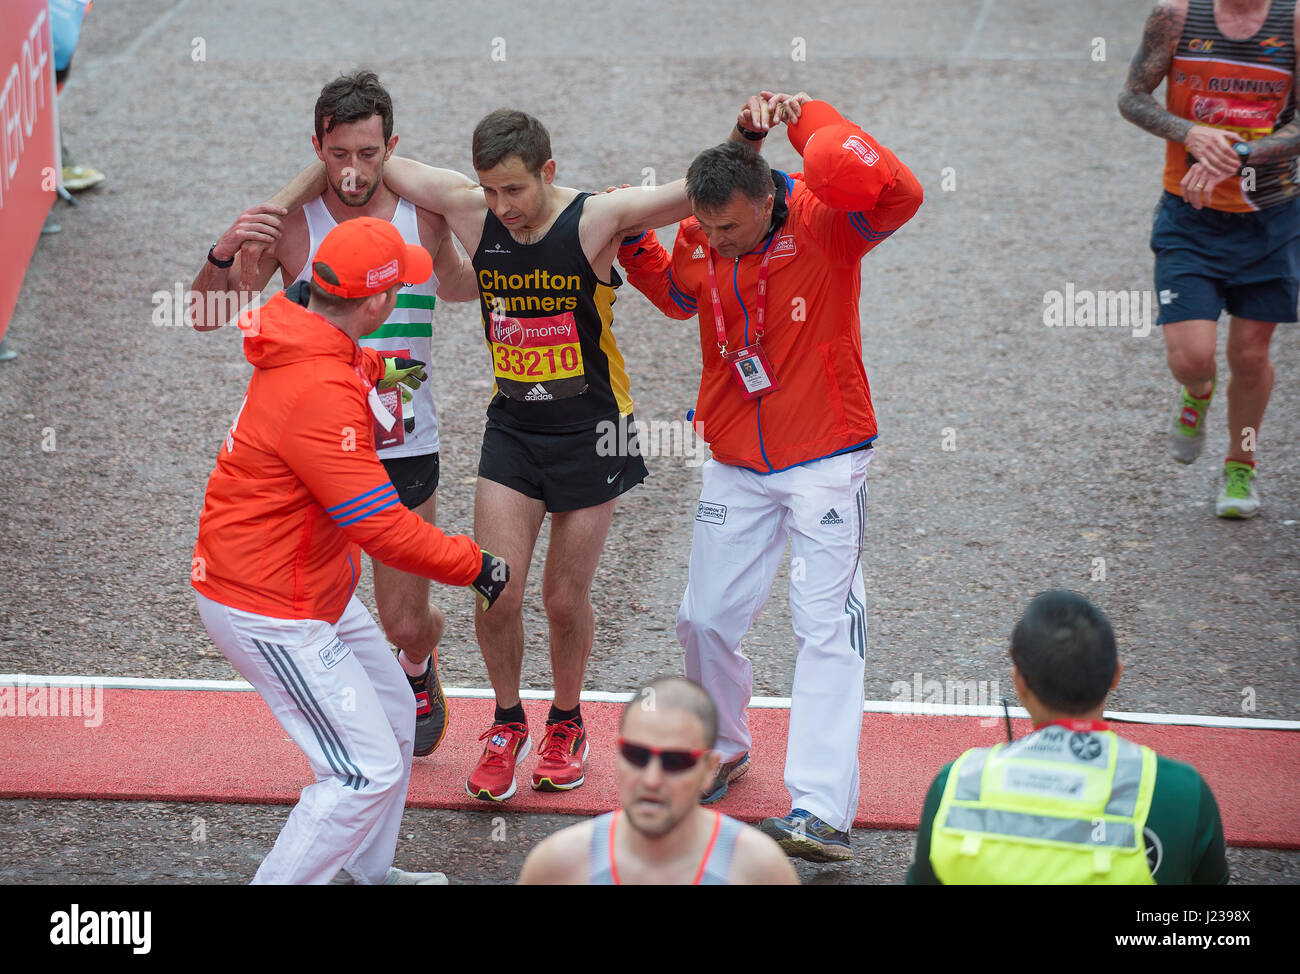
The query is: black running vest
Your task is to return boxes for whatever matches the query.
[474,193,633,431]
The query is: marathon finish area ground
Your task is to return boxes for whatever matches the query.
[1,0,1297,888]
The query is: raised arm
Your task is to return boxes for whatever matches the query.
[1117,0,1239,176]
[417,207,479,303]
[779,93,923,261]
[383,157,483,218]
[191,203,288,330]
[584,179,692,244]
[234,162,330,291]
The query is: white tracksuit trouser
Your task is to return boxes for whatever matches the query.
[195,591,414,884]
[678,449,871,833]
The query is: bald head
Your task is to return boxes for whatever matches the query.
[621,676,718,749]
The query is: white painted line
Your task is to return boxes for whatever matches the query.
[960,0,998,58]
[3,675,1297,731]
[1,674,254,692]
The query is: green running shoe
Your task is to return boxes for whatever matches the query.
[1216,461,1260,519]
[1169,380,1214,465]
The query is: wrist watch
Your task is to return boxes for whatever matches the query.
[1233,141,1252,169]
[736,123,766,142]
[207,244,235,268]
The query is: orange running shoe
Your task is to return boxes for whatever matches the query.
[465,722,530,802]
[531,719,590,791]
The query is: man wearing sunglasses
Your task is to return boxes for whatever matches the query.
[518,677,798,884]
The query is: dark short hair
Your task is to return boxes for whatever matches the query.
[472,109,551,174]
[308,277,370,315]
[621,676,718,749]
[686,142,774,211]
[315,69,394,145]
[1010,591,1118,714]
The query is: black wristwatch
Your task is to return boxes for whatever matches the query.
[736,123,766,142]
[1233,141,1252,170]
[207,244,235,268]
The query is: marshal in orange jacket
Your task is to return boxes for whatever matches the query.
[192,292,481,623]
[618,122,922,473]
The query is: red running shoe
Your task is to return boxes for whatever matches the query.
[531,719,589,791]
[465,722,530,802]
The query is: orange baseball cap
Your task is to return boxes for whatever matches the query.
[311,217,433,298]
[788,101,891,212]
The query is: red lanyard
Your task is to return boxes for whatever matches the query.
[1035,718,1109,732]
[704,236,775,355]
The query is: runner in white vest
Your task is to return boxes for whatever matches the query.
[292,194,440,458]
[190,71,480,756]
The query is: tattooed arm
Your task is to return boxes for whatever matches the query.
[1117,1,1189,140]
[1241,4,1300,165]
[1117,0,1241,175]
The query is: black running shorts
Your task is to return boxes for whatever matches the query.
[477,416,649,513]
[380,451,440,510]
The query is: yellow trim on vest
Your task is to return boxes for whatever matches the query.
[594,282,634,416]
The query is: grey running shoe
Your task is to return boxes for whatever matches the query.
[760,808,853,863]
[408,654,448,757]
[335,867,448,885]
[700,752,749,804]
[384,867,448,885]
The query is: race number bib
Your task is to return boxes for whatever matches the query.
[489,310,587,401]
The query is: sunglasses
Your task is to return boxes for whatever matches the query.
[617,738,710,773]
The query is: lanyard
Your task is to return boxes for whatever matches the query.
[1034,718,1109,732]
[704,234,775,355]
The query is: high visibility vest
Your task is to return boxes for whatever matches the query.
[930,728,1157,885]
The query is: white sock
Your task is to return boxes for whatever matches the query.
[398,650,429,677]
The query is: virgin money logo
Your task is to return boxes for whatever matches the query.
[1191,96,1228,125]
[491,313,524,346]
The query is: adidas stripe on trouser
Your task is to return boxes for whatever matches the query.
[195,591,415,884]
[677,450,871,833]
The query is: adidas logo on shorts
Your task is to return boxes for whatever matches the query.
[820,508,845,525]
[524,384,553,401]
[692,245,705,259]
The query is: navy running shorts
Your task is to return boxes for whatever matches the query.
[1150,191,1300,326]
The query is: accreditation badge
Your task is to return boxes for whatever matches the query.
[370,386,404,449]
[724,343,780,400]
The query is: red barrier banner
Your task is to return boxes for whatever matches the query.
[0,0,58,341]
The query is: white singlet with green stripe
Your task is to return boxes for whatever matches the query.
[293,194,440,458]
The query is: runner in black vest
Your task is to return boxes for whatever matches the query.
[259,105,700,801]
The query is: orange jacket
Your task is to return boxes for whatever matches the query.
[192,292,481,623]
[618,126,922,473]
